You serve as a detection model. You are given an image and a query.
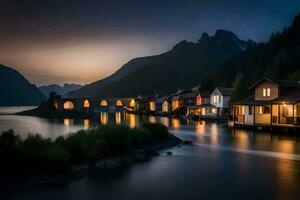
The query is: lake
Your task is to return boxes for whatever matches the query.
[1,107,300,200]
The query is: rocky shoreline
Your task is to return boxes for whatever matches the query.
[0,133,187,196]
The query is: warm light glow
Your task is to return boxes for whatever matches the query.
[129,113,136,128]
[100,112,108,125]
[115,111,122,124]
[162,101,169,112]
[196,121,205,134]
[202,108,206,115]
[172,118,180,129]
[64,118,74,126]
[83,99,90,108]
[129,99,136,108]
[259,106,263,114]
[213,95,220,103]
[116,100,123,106]
[211,123,218,144]
[64,101,74,110]
[149,101,156,111]
[196,95,202,105]
[100,100,108,106]
[211,108,217,114]
[263,88,271,97]
[149,116,156,123]
[172,100,179,110]
[83,119,90,128]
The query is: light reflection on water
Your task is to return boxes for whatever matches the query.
[1,108,300,199]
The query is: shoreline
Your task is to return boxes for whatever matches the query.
[0,129,184,194]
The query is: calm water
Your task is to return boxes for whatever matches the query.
[1,107,300,200]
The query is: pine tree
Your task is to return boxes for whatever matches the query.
[230,73,248,103]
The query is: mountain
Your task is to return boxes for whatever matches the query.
[68,29,253,98]
[214,13,300,87]
[0,64,46,106]
[39,83,84,98]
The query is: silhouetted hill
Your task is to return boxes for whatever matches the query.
[214,13,300,87]
[39,83,83,98]
[68,29,253,97]
[0,64,46,106]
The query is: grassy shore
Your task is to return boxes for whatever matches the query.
[0,123,181,179]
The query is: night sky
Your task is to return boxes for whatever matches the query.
[1,0,300,85]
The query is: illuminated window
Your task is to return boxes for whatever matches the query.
[129,99,136,108]
[83,99,90,108]
[196,95,201,105]
[162,101,169,112]
[149,101,156,111]
[116,100,123,106]
[211,108,217,114]
[64,101,74,110]
[100,100,108,106]
[259,106,263,114]
[172,100,179,110]
[213,95,220,103]
[258,106,270,114]
[202,108,206,115]
[263,88,271,97]
[241,106,245,115]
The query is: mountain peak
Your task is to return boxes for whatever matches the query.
[214,29,238,40]
[198,32,210,43]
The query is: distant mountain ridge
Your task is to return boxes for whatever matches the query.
[0,64,46,106]
[39,83,84,98]
[67,29,253,98]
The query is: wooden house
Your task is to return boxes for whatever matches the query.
[232,77,300,129]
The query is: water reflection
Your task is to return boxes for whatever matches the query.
[2,107,300,199]
[196,121,205,134]
[115,112,122,125]
[64,118,74,126]
[172,118,180,129]
[100,112,108,125]
[149,116,156,123]
[83,119,90,128]
[159,117,170,127]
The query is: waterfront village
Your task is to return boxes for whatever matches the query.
[54,77,300,131]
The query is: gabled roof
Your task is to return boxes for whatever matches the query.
[270,87,300,104]
[214,87,234,96]
[249,77,300,89]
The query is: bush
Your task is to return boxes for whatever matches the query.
[0,122,170,176]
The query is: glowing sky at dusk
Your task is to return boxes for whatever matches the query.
[1,0,300,85]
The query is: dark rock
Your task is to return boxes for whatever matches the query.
[183,140,193,145]
[166,151,173,155]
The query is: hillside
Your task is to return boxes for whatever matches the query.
[68,29,253,98]
[0,64,46,106]
[214,13,300,87]
[39,83,83,98]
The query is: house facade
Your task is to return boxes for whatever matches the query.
[232,77,300,128]
[208,87,233,117]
